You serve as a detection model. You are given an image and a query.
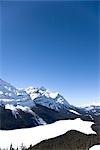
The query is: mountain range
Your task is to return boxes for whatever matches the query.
[0,78,100,135]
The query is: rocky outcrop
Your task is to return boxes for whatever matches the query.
[91,115,100,135]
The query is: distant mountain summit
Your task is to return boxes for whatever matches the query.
[0,78,100,131]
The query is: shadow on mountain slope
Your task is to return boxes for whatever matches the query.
[33,104,79,123]
[28,130,100,150]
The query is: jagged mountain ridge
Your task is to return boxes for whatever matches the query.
[0,78,100,130]
[0,78,70,109]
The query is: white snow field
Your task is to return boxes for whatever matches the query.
[0,118,96,149]
[89,145,100,150]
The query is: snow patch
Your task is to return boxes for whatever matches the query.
[48,91,58,99]
[0,91,3,94]
[89,145,100,150]
[5,104,18,119]
[69,109,80,115]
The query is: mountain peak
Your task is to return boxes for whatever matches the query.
[0,78,70,108]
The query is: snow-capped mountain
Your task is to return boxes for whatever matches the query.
[26,86,70,111]
[0,78,100,131]
[0,79,73,129]
[0,78,35,109]
[0,79,70,110]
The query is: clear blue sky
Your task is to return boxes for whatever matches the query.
[0,1,99,106]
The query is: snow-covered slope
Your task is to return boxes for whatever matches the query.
[26,86,70,111]
[0,78,36,110]
[0,79,30,100]
[89,145,100,150]
[0,118,95,149]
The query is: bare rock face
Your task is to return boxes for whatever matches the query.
[91,115,100,135]
[28,130,100,150]
[92,124,100,135]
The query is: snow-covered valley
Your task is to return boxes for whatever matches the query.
[89,145,100,150]
[0,118,96,149]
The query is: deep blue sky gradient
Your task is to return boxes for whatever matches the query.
[0,1,99,105]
